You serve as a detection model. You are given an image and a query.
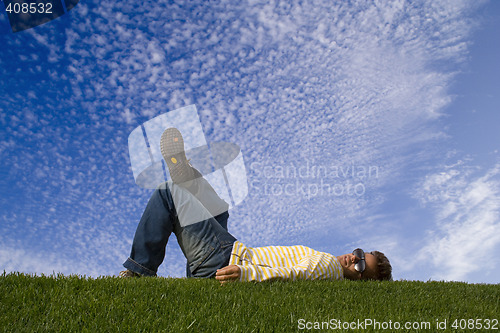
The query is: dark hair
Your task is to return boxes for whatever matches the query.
[370,251,392,281]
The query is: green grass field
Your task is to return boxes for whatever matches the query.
[1,272,498,332]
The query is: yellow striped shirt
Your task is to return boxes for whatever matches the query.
[228,241,344,282]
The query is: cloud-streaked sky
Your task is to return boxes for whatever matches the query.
[1,0,498,283]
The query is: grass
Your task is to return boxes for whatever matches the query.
[1,272,499,332]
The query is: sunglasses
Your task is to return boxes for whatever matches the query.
[352,248,366,273]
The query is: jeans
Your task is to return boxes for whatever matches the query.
[123,179,236,278]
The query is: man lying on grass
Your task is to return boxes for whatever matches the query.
[120,128,392,283]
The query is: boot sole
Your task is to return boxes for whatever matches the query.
[160,128,195,183]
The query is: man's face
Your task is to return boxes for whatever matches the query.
[337,251,378,280]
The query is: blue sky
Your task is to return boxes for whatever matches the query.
[0,0,498,283]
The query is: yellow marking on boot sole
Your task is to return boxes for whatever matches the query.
[171,157,177,164]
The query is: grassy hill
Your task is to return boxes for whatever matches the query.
[1,272,498,332]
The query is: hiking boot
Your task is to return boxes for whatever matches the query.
[160,128,198,184]
[119,270,141,278]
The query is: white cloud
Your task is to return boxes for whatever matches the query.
[413,163,500,281]
[0,245,99,277]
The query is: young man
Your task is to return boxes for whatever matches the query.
[120,128,392,282]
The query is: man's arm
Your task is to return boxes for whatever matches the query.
[215,259,331,283]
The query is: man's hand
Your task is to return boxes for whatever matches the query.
[215,265,241,284]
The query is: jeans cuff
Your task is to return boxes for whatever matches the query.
[123,258,157,277]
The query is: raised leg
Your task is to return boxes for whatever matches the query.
[123,182,236,277]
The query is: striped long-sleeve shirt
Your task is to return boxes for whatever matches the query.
[228,241,344,282]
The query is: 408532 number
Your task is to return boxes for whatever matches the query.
[451,318,498,330]
[5,2,53,14]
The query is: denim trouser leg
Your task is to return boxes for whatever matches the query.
[180,174,230,278]
[186,211,229,277]
[123,182,236,277]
